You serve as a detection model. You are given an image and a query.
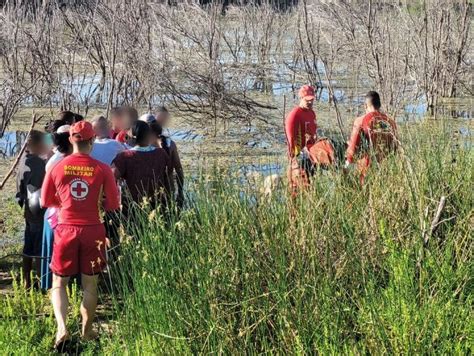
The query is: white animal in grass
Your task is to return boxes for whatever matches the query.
[245,172,282,197]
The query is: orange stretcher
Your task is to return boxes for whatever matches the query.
[307,138,336,168]
[288,138,337,196]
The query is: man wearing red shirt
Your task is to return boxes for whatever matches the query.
[285,85,318,193]
[109,107,124,139]
[41,121,119,348]
[112,106,138,145]
[344,91,398,184]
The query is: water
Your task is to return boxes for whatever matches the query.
[0,132,27,159]
[1,115,471,159]
[167,129,203,142]
[15,64,472,123]
[239,162,284,178]
[453,126,473,149]
[1,72,471,160]
[10,55,448,119]
[0,129,203,158]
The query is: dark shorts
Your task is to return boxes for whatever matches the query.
[298,156,314,177]
[23,221,44,257]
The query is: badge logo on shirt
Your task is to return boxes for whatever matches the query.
[70,179,89,201]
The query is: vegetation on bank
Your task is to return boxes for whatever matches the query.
[0,120,472,354]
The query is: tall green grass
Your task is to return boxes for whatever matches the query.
[106,120,473,354]
[0,276,100,354]
[0,120,471,354]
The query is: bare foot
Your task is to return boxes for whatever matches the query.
[55,330,69,344]
[82,329,99,341]
[54,331,71,351]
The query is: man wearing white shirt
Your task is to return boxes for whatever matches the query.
[90,115,125,263]
[90,115,125,166]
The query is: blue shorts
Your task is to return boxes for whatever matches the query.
[23,221,44,257]
[41,216,54,290]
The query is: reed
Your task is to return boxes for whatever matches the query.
[0,119,471,354]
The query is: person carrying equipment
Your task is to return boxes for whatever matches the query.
[285,85,317,194]
[344,91,398,184]
[41,121,120,349]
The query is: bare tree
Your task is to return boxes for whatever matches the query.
[0,0,471,136]
[406,0,471,116]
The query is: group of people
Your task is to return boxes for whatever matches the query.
[16,106,183,348]
[285,86,398,193]
[14,85,397,350]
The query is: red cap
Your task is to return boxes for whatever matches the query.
[298,85,315,100]
[69,121,95,142]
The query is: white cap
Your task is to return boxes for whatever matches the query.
[139,113,156,124]
[57,125,71,134]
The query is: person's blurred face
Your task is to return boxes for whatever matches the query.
[156,112,170,127]
[92,120,100,135]
[44,133,54,150]
[120,115,132,131]
[31,140,49,156]
[300,97,314,110]
[39,140,49,156]
[111,114,124,131]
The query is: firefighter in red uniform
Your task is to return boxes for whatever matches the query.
[344,91,398,184]
[285,85,317,194]
[41,121,119,350]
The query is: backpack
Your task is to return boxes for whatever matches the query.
[359,112,397,162]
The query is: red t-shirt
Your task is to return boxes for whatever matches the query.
[110,128,120,139]
[41,153,120,225]
[285,106,317,157]
[115,130,129,143]
[346,111,397,163]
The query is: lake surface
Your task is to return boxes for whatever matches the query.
[0,70,471,159]
[0,128,203,158]
[0,114,472,160]
[0,132,28,159]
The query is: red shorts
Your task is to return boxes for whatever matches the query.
[50,224,107,276]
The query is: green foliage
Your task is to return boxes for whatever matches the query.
[0,120,471,354]
[0,273,53,353]
[105,121,472,353]
[0,277,102,354]
[0,195,23,243]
